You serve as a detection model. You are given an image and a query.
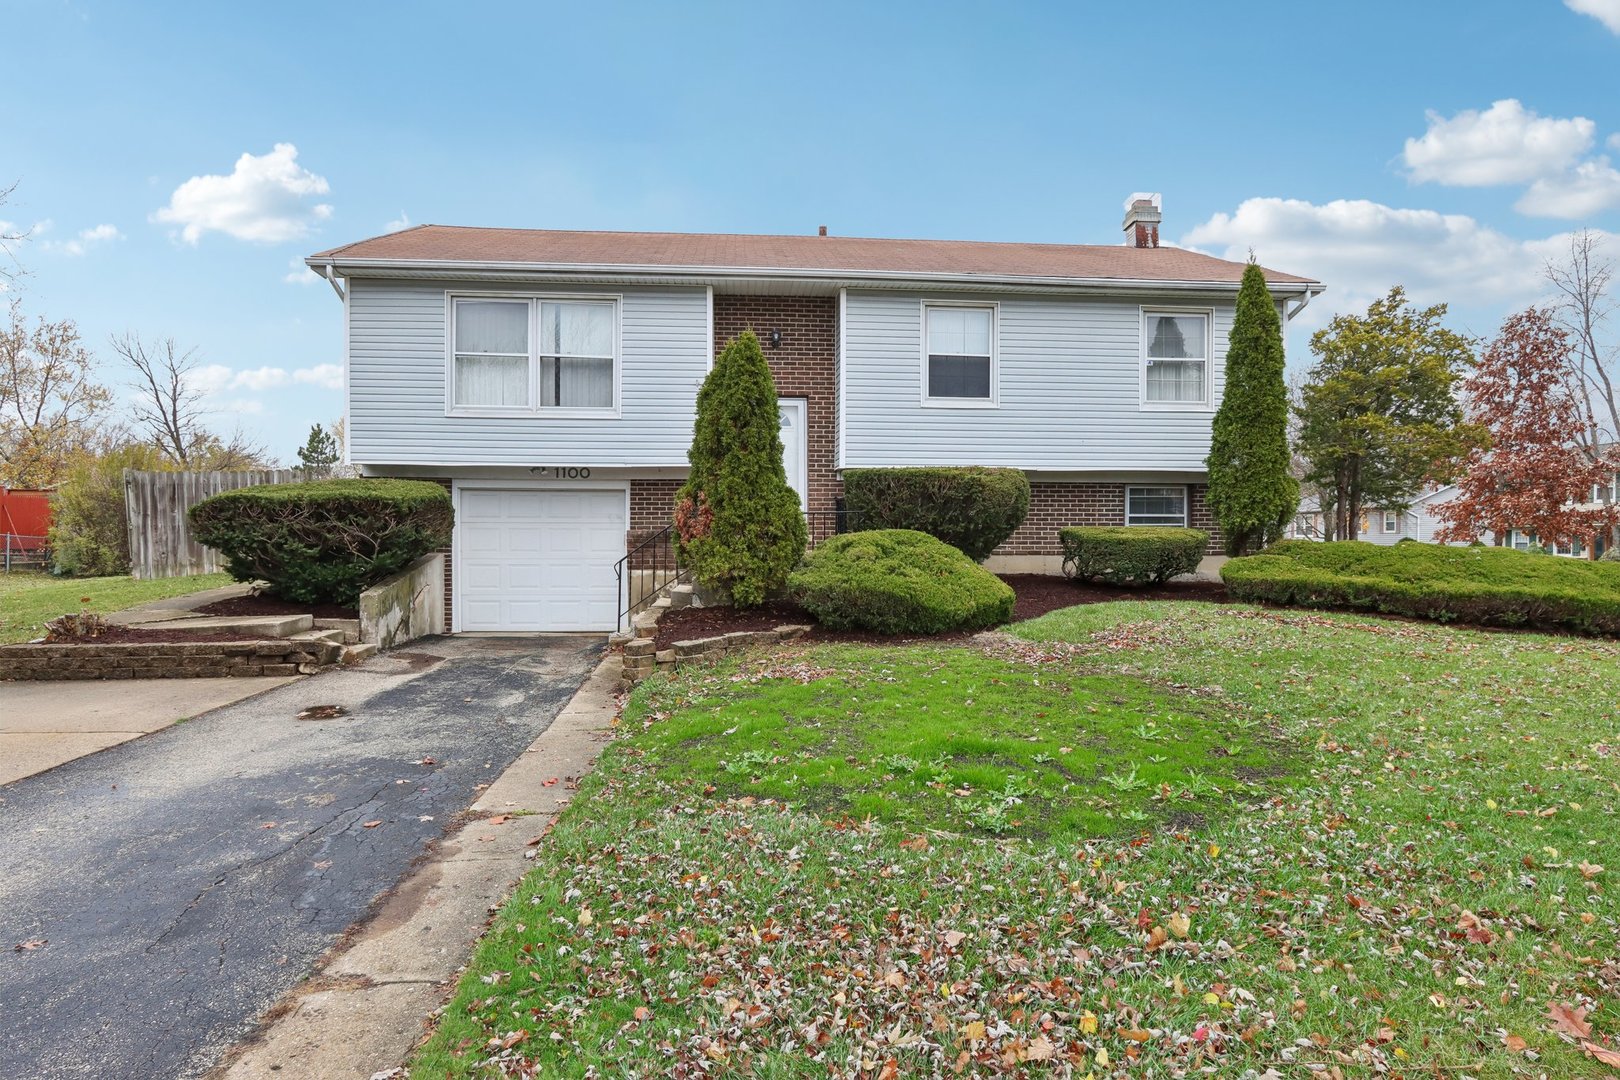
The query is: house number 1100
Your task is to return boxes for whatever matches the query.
[539,467,591,479]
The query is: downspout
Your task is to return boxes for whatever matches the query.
[324,263,346,301]
[1284,289,1314,322]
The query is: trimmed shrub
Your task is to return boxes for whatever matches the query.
[841,467,1030,562]
[1059,526,1208,585]
[675,331,807,606]
[188,478,453,606]
[789,529,1015,635]
[1222,540,1620,636]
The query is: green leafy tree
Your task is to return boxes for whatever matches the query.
[674,330,806,606]
[1294,287,1484,540]
[48,442,170,576]
[1206,263,1298,554]
[295,423,341,475]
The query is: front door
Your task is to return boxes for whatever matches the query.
[777,397,808,511]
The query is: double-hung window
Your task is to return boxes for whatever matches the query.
[1125,486,1188,526]
[1382,511,1399,533]
[1142,310,1210,406]
[450,296,617,413]
[923,303,996,405]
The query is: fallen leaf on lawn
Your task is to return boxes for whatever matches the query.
[500,1030,527,1049]
[362,820,382,828]
[964,1020,986,1042]
[1581,1040,1620,1066]
[1025,1035,1056,1060]
[1121,1028,1153,1042]
[942,929,966,949]
[1579,861,1605,879]
[13,938,46,951]
[1167,912,1191,939]
[1080,1011,1098,1034]
[1548,1001,1593,1039]
[633,1006,651,1021]
[578,907,593,927]
[877,1059,899,1080]
[1503,1032,1528,1052]
[1144,925,1169,951]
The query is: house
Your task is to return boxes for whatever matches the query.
[304,196,1324,632]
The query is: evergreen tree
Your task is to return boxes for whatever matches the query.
[296,423,340,475]
[674,331,807,606]
[1206,262,1299,554]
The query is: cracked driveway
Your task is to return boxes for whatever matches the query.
[0,634,602,1080]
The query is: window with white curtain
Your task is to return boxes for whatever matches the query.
[1125,486,1188,526]
[450,296,617,413]
[1142,311,1209,406]
[923,303,996,404]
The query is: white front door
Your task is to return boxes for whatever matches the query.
[457,486,627,631]
[778,397,808,511]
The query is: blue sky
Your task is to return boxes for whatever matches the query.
[5,0,1620,462]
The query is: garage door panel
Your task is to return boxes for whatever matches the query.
[457,487,626,632]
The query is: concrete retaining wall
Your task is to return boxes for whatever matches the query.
[359,553,445,649]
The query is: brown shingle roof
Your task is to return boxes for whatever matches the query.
[309,225,1319,288]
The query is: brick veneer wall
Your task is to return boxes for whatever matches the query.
[628,477,683,552]
[713,295,842,515]
[994,482,1223,557]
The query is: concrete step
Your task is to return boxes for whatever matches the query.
[668,584,695,610]
[136,614,313,638]
[288,628,348,646]
[313,617,361,645]
[341,642,379,665]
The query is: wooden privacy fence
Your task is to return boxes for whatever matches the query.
[125,468,308,579]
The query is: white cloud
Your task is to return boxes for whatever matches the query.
[384,211,410,233]
[1566,0,1620,33]
[42,222,122,256]
[1403,99,1594,186]
[185,363,238,396]
[1609,133,1620,152]
[283,257,320,285]
[292,363,343,390]
[1181,196,1617,330]
[232,366,289,391]
[151,143,333,245]
[1515,156,1620,217]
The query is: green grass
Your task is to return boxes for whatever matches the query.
[0,571,232,642]
[412,601,1620,1078]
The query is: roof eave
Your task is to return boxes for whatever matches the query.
[302,255,1325,295]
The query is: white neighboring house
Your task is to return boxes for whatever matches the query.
[305,197,1325,633]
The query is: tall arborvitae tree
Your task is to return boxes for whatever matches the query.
[674,330,807,606]
[1206,262,1298,554]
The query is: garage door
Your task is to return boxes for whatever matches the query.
[457,487,626,631]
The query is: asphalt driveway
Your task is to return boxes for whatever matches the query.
[0,634,603,1080]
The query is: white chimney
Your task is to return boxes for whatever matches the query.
[1123,192,1162,249]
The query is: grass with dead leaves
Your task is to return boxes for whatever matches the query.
[410,601,1620,1079]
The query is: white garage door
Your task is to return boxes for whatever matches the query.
[457,487,626,631]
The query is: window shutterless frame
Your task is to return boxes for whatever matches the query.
[919,299,999,408]
[444,291,623,419]
[1124,485,1190,527]
[1382,511,1398,533]
[1139,307,1214,411]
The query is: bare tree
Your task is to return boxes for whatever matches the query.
[0,181,29,284]
[1545,229,1619,454]
[112,332,268,469]
[0,298,113,486]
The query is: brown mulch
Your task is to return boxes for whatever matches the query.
[650,575,1229,651]
[43,627,282,645]
[196,593,358,621]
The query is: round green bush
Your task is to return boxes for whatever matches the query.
[1058,526,1208,585]
[789,529,1015,634]
[188,478,453,606]
[841,467,1030,562]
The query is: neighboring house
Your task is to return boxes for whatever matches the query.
[305,196,1324,632]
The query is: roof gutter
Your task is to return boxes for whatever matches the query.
[302,255,1325,297]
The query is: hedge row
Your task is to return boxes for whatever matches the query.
[841,467,1030,562]
[1059,527,1208,585]
[1222,540,1620,636]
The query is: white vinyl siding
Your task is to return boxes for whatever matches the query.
[1126,485,1188,526]
[347,279,708,467]
[842,290,1234,471]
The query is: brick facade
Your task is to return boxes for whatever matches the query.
[628,477,683,551]
[713,294,842,515]
[995,482,1222,557]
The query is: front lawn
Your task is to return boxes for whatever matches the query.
[0,571,233,643]
[413,602,1620,1078]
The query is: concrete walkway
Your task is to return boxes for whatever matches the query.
[0,634,602,1080]
[0,676,298,785]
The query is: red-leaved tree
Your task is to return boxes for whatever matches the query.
[1436,307,1620,551]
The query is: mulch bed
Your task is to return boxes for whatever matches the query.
[44,627,282,645]
[650,575,1229,651]
[196,593,358,621]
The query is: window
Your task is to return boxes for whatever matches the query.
[1126,486,1188,526]
[923,303,995,404]
[1142,311,1209,406]
[450,296,617,413]
[1382,511,1398,533]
